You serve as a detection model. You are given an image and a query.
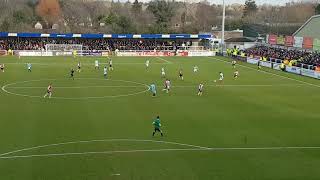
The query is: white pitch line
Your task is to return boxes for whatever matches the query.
[2,146,320,159]
[156,57,173,64]
[0,148,204,159]
[207,57,320,88]
[111,174,121,176]
[173,84,304,88]
[7,85,145,89]
[0,139,210,157]
[1,87,150,100]
[2,62,170,66]
[6,84,304,89]
[1,78,151,99]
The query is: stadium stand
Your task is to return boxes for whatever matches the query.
[0,33,212,52]
[0,38,193,51]
[244,46,320,67]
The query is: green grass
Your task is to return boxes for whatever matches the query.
[0,55,320,180]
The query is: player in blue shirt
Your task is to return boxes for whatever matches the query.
[150,83,156,97]
[27,63,32,72]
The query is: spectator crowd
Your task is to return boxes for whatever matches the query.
[0,38,191,51]
[244,46,320,67]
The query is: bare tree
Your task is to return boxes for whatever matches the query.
[0,0,317,34]
[36,0,61,28]
[194,2,219,32]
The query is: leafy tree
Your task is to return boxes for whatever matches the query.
[147,0,176,32]
[243,0,257,18]
[316,4,320,15]
[116,15,134,33]
[132,0,142,15]
[97,15,106,22]
[104,12,118,25]
[13,10,28,23]
[148,22,169,33]
[225,19,244,31]
[102,13,135,33]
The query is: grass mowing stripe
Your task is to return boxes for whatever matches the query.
[6,84,304,89]
[0,149,205,159]
[173,84,304,88]
[3,146,320,159]
[1,56,320,179]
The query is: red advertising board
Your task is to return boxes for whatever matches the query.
[177,51,188,56]
[303,37,313,49]
[0,50,7,56]
[163,51,175,56]
[285,36,294,47]
[268,34,277,45]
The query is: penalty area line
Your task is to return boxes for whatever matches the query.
[156,57,173,64]
[207,57,320,88]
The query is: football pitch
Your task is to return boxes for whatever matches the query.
[1,55,320,180]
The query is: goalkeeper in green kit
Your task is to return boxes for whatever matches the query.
[152,116,163,137]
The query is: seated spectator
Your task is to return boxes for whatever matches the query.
[245,46,320,67]
[0,38,191,52]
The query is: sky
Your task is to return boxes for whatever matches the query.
[121,0,314,5]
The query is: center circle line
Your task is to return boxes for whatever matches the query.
[1,78,150,99]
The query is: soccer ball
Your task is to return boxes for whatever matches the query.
[214,80,217,83]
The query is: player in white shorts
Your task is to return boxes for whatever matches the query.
[198,83,204,96]
[162,79,171,93]
[232,60,237,68]
[27,63,32,72]
[146,60,150,70]
[77,62,81,72]
[103,66,108,78]
[95,60,99,69]
[161,67,166,78]
[179,69,184,80]
[193,66,198,73]
[234,70,239,80]
[109,59,113,71]
[219,72,224,82]
[44,84,53,98]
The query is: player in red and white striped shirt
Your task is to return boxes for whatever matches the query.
[198,83,204,96]
[162,79,171,93]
